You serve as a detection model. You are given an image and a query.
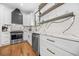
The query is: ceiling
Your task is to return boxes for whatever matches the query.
[1,3,40,14]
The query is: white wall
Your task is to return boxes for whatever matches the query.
[35,3,79,40]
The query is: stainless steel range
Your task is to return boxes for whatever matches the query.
[10,31,23,44]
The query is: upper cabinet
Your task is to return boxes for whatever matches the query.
[11,8,23,24]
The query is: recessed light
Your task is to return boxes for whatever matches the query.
[20,3,23,6]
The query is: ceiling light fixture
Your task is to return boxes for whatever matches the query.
[20,3,23,6]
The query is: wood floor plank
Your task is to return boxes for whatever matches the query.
[0,41,38,56]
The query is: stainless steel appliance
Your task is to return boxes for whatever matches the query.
[10,31,23,44]
[32,33,40,55]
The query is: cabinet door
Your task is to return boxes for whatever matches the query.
[46,36,79,55]
[40,39,73,56]
[0,32,10,46]
[40,35,74,56]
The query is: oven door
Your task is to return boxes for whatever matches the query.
[10,31,23,44]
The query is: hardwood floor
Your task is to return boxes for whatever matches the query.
[0,41,38,56]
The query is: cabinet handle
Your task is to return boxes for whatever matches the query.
[47,48,55,55]
[47,39,55,42]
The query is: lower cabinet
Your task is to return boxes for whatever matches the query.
[40,47,55,56]
[0,32,10,46]
[40,35,75,56]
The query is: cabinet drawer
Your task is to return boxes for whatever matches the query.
[40,47,55,56]
[40,39,55,56]
[40,39,73,56]
[46,44,73,56]
[46,36,79,55]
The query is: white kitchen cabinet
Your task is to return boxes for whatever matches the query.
[46,36,79,55]
[40,47,55,56]
[0,32,10,46]
[24,32,32,45]
[40,35,78,56]
[46,43,73,56]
